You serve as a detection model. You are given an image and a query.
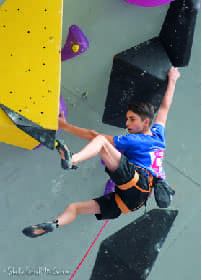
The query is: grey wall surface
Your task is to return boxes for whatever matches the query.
[0,1,201,280]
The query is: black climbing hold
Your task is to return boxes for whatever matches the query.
[0,104,56,150]
[159,0,199,67]
[90,209,178,280]
[102,37,172,128]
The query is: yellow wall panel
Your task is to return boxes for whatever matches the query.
[0,0,63,149]
[0,109,39,149]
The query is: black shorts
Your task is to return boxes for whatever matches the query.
[94,192,122,220]
[93,155,149,220]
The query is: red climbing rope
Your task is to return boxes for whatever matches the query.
[69,219,109,280]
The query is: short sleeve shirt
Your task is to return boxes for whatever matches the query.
[113,124,166,179]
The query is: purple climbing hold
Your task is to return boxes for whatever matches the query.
[59,94,67,127]
[101,159,105,166]
[104,179,115,195]
[61,25,89,61]
[102,149,124,194]
[123,0,174,7]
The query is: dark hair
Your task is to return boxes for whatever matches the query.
[127,102,154,126]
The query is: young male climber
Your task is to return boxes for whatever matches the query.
[22,66,180,238]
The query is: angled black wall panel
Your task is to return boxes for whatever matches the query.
[102,37,171,128]
[90,209,178,280]
[159,0,199,67]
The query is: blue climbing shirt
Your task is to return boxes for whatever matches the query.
[113,124,166,179]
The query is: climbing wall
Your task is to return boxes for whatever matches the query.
[0,0,63,149]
